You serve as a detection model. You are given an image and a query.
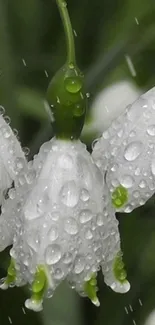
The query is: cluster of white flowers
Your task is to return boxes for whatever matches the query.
[0,86,155,311]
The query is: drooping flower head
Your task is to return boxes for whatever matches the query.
[0,0,129,312]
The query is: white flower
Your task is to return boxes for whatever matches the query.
[0,138,129,311]
[83,80,141,136]
[92,87,155,212]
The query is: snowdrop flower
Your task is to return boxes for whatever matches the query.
[92,87,155,212]
[0,138,129,311]
[0,0,129,312]
[83,80,141,136]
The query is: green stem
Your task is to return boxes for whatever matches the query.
[56,0,76,65]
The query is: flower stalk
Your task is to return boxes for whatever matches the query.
[56,0,76,65]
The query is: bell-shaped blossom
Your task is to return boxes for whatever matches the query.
[92,87,155,212]
[0,138,129,311]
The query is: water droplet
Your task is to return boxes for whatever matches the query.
[4,116,11,124]
[1,125,11,138]
[85,228,93,239]
[96,213,104,226]
[15,157,25,171]
[133,190,140,198]
[51,211,60,221]
[112,179,119,187]
[79,209,93,224]
[120,175,134,188]
[48,225,58,241]
[135,167,140,176]
[64,77,82,93]
[13,128,18,136]
[129,130,136,138]
[8,188,16,200]
[74,103,85,116]
[124,142,142,161]
[74,255,85,274]
[45,244,61,265]
[63,252,73,264]
[124,205,133,213]
[23,147,30,156]
[58,154,73,169]
[103,131,109,139]
[65,217,78,235]
[80,188,90,202]
[139,180,146,188]
[147,125,155,136]
[28,233,40,252]
[25,170,36,184]
[60,181,79,207]
[54,268,64,280]
[117,129,123,138]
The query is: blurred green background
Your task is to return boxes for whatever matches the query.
[0,0,155,324]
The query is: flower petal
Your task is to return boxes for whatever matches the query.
[92,87,155,212]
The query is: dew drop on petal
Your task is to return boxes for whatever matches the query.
[1,126,11,138]
[147,125,155,136]
[63,252,73,264]
[45,244,61,265]
[85,228,93,239]
[48,225,58,241]
[8,188,16,200]
[74,103,85,116]
[64,77,82,93]
[51,211,60,221]
[65,217,78,235]
[23,147,30,156]
[79,209,93,224]
[96,213,104,226]
[139,180,146,189]
[133,190,140,198]
[60,181,79,207]
[124,205,133,213]
[124,142,142,161]
[74,255,85,274]
[80,188,90,202]
[54,268,64,280]
[120,175,134,188]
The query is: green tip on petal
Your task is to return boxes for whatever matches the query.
[84,274,100,307]
[26,265,48,311]
[5,258,16,285]
[111,185,128,208]
[113,252,128,285]
[32,266,47,293]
